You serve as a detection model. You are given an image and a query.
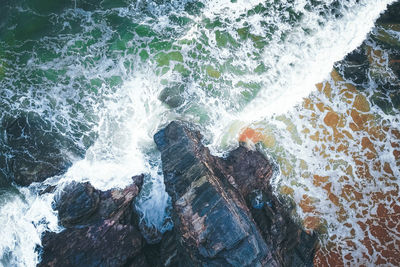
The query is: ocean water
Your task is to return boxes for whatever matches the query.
[0,0,398,266]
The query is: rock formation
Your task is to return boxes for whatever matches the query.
[154,121,318,266]
[223,146,318,266]
[39,175,148,267]
[39,121,318,267]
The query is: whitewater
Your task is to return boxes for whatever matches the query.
[0,0,398,266]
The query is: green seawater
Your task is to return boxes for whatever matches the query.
[0,1,313,265]
[0,0,311,186]
[0,0,399,266]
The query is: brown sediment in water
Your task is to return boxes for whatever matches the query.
[238,68,400,265]
[308,70,400,265]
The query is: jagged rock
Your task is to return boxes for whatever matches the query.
[221,145,274,197]
[1,112,84,186]
[155,121,276,266]
[137,219,163,244]
[40,221,146,267]
[142,230,186,267]
[39,175,147,267]
[55,182,100,227]
[155,121,318,267]
[40,120,318,267]
[221,146,319,267]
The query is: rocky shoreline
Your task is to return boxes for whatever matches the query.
[38,121,318,266]
[0,1,399,266]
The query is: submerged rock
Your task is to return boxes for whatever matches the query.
[0,169,8,188]
[158,84,185,108]
[154,121,318,266]
[39,175,148,267]
[377,1,400,24]
[1,112,84,186]
[336,46,369,85]
[374,2,400,51]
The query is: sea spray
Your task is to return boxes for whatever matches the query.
[0,0,397,266]
[0,187,59,266]
[203,0,398,152]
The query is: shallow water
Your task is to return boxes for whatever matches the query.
[0,0,398,266]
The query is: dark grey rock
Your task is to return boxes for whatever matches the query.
[39,175,148,267]
[155,121,275,267]
[55,182,100,227]
[155,121,319,267]
[0,169,9,188]
[377,2,400,24]
[221,145,318,267]
[40,221,146,267]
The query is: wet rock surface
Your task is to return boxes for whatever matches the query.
[155,121,274,266]
[221,146,318,267]
[154,121,318,266]
[55,182,100,227]
[39,121,318,267]
[39,175,148,267]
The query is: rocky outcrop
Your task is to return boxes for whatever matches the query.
[55,182,100,227]
[39,121,318,267]
[1,112,84,186]
[155,121,274,266]
[39,175,148,267]
[154,121,318,266]
[221,146,318,267]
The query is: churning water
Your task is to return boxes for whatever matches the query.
[0,0,398,266]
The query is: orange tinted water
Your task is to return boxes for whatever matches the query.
[239,69,400,265]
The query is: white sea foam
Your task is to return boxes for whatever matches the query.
[61,71,168,189]
[59,70,174,231]
[0,188,59,267]
[205,0,397,151]
[0,0,397,266]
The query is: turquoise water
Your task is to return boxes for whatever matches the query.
[0,0,398,266]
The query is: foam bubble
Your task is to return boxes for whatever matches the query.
[0,188,59,267]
